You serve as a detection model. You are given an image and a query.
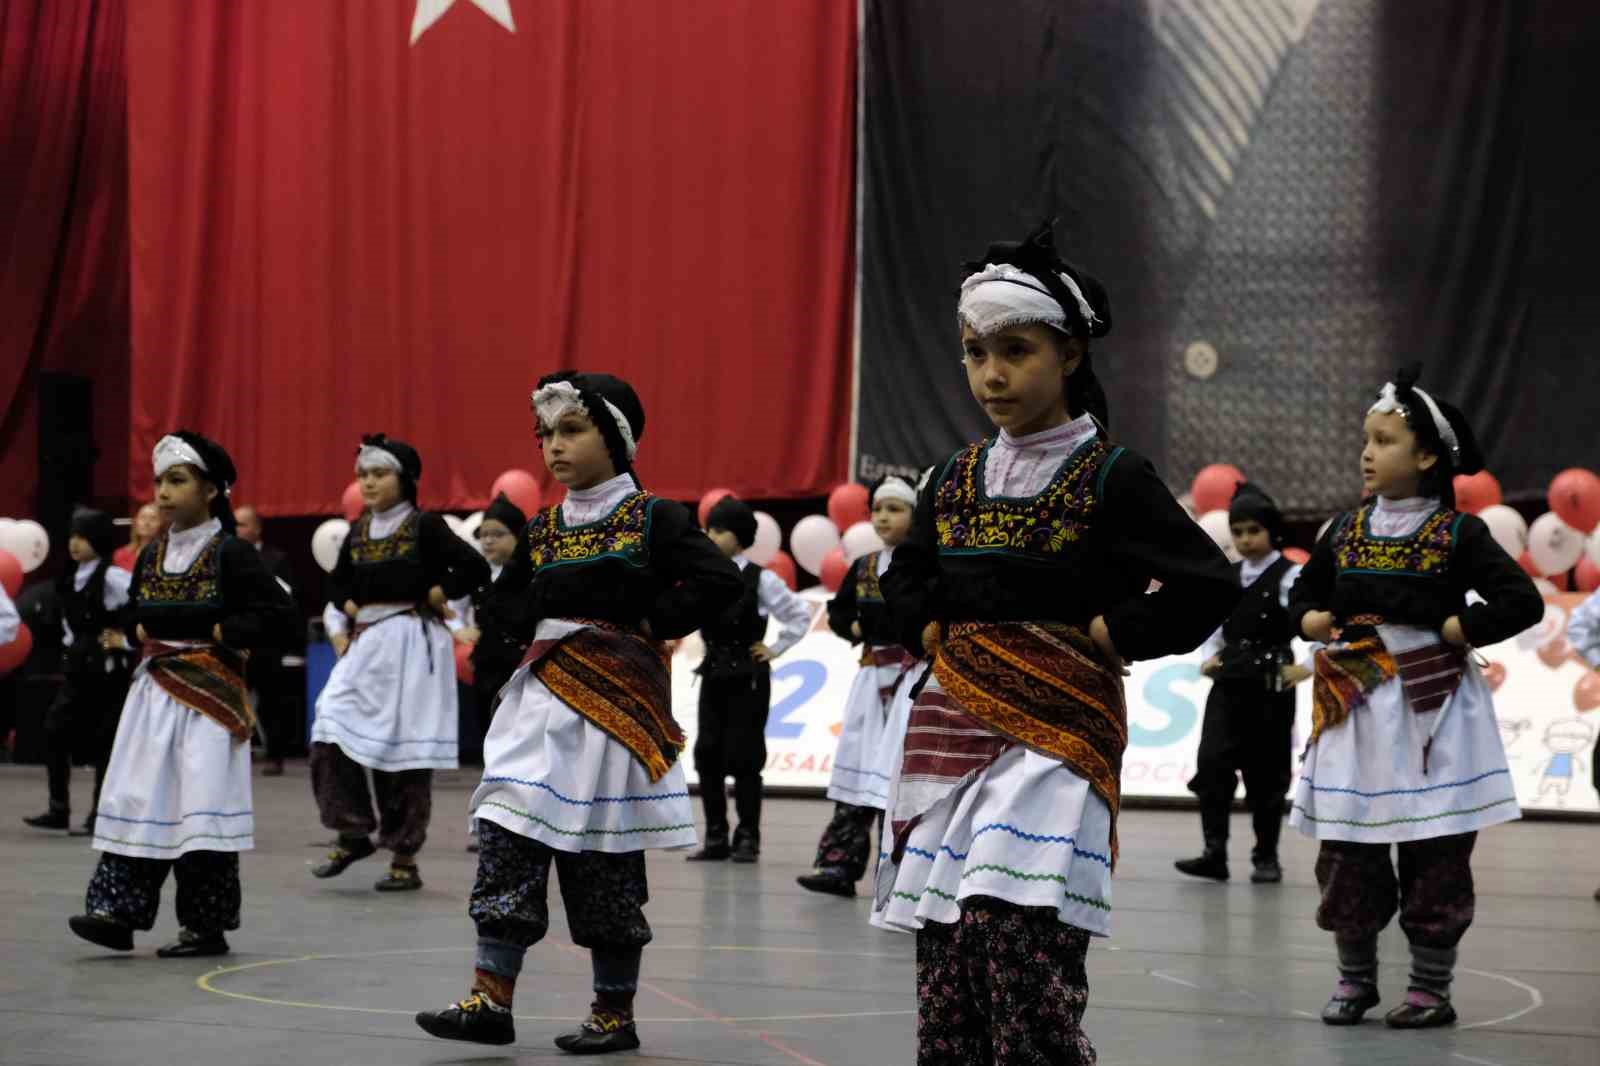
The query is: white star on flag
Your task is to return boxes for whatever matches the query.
[410,0,516,46]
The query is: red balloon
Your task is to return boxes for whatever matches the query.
[1517,550,1542,579]
[819,546,850,593]
[1282,546,1311,565]
[453,640,475,685]
[826,483,870,531]
[491,469,543,517]
[1548,468,1600,534]
[0,549,21,598]
[341,480,365,521]
[1452,471,1502,514]
[698,488,736,528]
[1538,637,1572,669]
[1191,463,1246,516]
[766,550,798,591]
[1545,569,1572,592]
[1576,557,1600,593]
[1575,671,1600,713]
[0,623,32,677]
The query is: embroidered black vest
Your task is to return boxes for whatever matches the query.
[1221,555,1296,649]
[934,436,1121,561]
[524,492,655,572]
[58,561,117,674]
[347,510,422,567]
[1331,504,1459,583]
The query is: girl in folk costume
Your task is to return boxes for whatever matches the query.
[1564,589,1600,902]
[311,435,490,891]
[416,372,742,1054]
[797,474,924,897]
[1291,367,1542,1028]
[877,222,1238,1065]
[69,433,297,957]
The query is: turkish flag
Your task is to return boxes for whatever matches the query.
[126,0,855,513]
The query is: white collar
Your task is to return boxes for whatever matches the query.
[168,517,221,546]
[1373,495,1437,515]
[565,471,636,503]
[1240,550,1283,585]
[997,412,1097,453]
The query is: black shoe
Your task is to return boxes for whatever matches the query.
[1175,850,1229,882]
[553,1011,640,1054]
[374,864,423,892]
[24,810,71,830]
[415,992,516,1046]
[685,840,730,862]
[1321,982,1381,1025]
[157,929,231,958]
[1250,857,1283,884]
[69,817,96,838]
[466,830,480,853]
[730,833,760,863]
[1384,997,1457,1029]
[261,759,285,777]
[68,913,134,951]
[797,872,856,897]
[311,836,377,878]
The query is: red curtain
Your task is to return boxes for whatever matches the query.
[125,0,856,514]
[0,0,130,518]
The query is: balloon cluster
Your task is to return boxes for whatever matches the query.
[1456,468,1600,594]
[0,518,49,676]
[693,483,889,593]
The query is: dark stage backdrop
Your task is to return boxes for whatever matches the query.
[857,0,1600,514]
[125,0,856,514]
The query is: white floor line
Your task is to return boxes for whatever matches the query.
[1147,970,1203,990]
[1452,1053,1507,1066]
[1458,968,1544,1030]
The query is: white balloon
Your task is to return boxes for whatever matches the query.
[4,519,50,573]
[443,513,465,535]
[311,518,350,574]
[1197,510,1240,563]
[1588,525,1600,569]
[748,511,782,566]
[461,510,484,540]
[1532,577,1559,597]
[1528,512,1583,576]
[1478,504,1528,560]
[841,520,885,562]
[790,514,841,576]
[1177,492,1198,520]
[0,519,17,562]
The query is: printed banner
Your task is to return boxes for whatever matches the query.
[674,590,1600,815]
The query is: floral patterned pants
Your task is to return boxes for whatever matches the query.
[811,801,881,881]
[85,850,241,933]
[1314,831,1477,948]
[915,895,1096,1065]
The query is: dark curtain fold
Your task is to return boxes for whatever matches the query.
[0,0,130,519]
[125,0,856,513]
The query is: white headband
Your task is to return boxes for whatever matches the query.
[531,380,638,460]
[873,476,918,507]
[355,445,404,474]
[1370,382,1461,463]
[957,262,1099,338]
[153,435,208,478]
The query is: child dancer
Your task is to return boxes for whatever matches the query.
[1290,367,1542,1027]
[686,496,811,863]
[1566,589,1600,901]
[24,508,135,835]
[416,371,742,1053]
[798,475,920,897]
[68,432,296,957]
[1176,481,1310,884]
[311,434,490,891]
[876,223,1239,1064]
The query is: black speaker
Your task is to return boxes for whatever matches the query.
[37,372,95,547]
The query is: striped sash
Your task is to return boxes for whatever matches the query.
[142,640,255,743]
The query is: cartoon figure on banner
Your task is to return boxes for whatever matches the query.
[1534,718,1595,806]
[1495,716,1531,750]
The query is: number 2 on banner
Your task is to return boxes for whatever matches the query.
[766,660,826,739]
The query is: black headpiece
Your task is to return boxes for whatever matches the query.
[70,507,117,560]
[357,433,423,503]
[1379,365,1484,508]
[168,430,240,532]
[481,493,528,536]
[533,371,647,482]
[706,496,757,549]
[1227,481,1287,547]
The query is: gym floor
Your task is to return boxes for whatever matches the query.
[3,765,1596,1066]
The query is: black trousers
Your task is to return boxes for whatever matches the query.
[249,652,296,761]
[1186,678,1294,858]
[42,668,129,815]
[694,667,770,841]
[86,850,242,934]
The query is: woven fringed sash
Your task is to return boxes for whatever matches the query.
[893,621,1127,868]
[1310,629,1466,770]
[520,623,681,782]
[143,641,255,743]
[860,643,917,713]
